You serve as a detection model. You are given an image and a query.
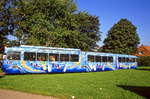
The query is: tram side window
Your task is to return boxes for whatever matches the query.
[102,56,107,62]
[126,58,129,62]
[118,57,126,62]
[128,58,132,62]
[123,57,126,62]
[37,53,48,61]
[128,58,136,62]
[49,53,59,61]
[60,54,69,62]
[88,55,95,62]
[24,52,36,61]
[118,57,123,62]
[7,51,20,60]
[96,56,101,62]
[70,54,79,62]
[134,58,137,62]
[118,57,121,62]
[108,56,113,62]
[126,57,136,62]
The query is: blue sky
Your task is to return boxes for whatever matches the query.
[76,0,150,46]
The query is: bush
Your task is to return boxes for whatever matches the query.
[137,56,150,66]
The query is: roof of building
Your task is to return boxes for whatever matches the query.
[142,45,150,52]
[135,45,150,56]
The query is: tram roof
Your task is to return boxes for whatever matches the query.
[5,45,137,58]
[6,45,81,52]
[82,51,137,58]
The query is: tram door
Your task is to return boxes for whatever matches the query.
[110,56,117,70]
[115,56,119,69]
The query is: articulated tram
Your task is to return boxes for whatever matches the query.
[1,45,137,74]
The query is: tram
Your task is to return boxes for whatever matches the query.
[1,45,137,74]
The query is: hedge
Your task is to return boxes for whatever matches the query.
[137,56,150,66]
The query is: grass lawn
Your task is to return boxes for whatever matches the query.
[137,66,150,70]
[0,68,3,73]
[0,69,150,99]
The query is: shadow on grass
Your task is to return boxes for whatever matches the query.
[137,67,150,71]
[0,75,5,78]
[117,85,150,99]
[136,69,150,71]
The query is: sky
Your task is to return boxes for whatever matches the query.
[76,0,150,47]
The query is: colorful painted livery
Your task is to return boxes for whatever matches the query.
[2,45,137,74]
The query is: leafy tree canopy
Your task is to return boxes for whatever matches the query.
[1,0,101,51]
[101,19,140,54]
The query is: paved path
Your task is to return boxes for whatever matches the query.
[0,89,59,99]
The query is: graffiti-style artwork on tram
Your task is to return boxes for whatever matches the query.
[2,45,137,74]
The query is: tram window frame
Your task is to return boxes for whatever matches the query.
[95,56,101,62]
[37,53,48,61]
[60,54,69,62]
[128,58,133,62]
[88,55,95,62]
[108,56,113,62]
[123,57,126,62]
[70,54,79,62]
[7,51,21,60]
[49,53,59,61]
[102,56,107,62]
[118,57,130,62]
[126,58,129,62]
[118,57,124,62]
[129,58,136,62]
[118,57,122,62]
[24,52,36,61]
[134,58,137,62]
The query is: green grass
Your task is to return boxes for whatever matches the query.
[0,70,150,99]
[137,66,150,70]
[0,68,3,73]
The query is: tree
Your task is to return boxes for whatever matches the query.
[76,12,100,49]
[0,0,7,46]
[101,19,140,54]
[0,0,20,47]
[0,0,14,52]
[0,0,9,42]
[6,0,101,51]
[13,0,80,46]
[0,0,101,51]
